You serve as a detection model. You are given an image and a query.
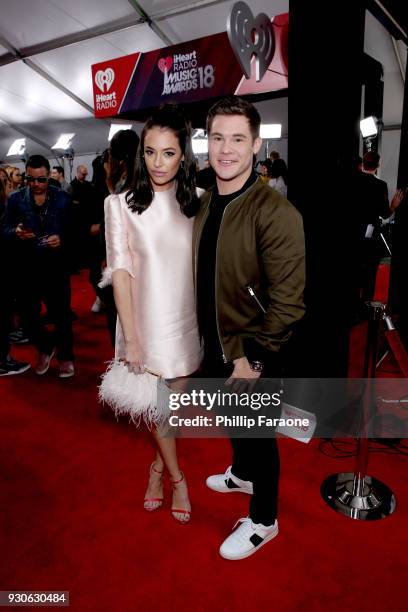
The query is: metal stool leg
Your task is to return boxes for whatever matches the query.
[321,302,397,520]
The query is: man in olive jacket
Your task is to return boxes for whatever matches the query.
[194,96,305,560]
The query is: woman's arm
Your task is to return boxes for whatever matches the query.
[104,194,144,373]
[112,269,144,373]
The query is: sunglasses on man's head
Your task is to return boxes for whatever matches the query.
[26,176,49,183]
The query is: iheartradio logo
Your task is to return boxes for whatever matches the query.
[95,68,115,92]
[158,57,173,73]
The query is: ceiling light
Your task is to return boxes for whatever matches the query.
[192,139,208,155]
[7,138,26,156]
[260,124,282,139]
[52,133,75,149]
[360,116,378,138]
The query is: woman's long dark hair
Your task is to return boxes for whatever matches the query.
[109,130,140,192]
[126,104,199,217]
[270,158,288,185]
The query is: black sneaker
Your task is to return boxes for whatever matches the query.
[0,357,31,376]
[8,328,30,344]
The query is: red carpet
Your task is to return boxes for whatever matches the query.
[1,272,407,611]
[349,262,404,378]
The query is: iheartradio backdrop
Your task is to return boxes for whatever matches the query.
[91,13,288,119]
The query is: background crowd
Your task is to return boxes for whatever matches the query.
[0,138,407,379]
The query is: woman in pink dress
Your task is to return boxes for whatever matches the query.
[101,105,202,523]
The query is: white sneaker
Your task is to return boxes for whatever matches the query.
[91,297,103,313]
[206,466,253,495]
[220,517,278,560]
[35,349,56,375]
[59,361,75,378]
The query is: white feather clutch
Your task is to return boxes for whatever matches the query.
[98,267,113,288]
[99,360,171,426]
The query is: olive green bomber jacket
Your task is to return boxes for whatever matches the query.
[192,178,306,363]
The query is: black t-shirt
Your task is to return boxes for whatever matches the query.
[196,172,258,362]
[33,198,49,237]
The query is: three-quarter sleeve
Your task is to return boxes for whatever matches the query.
[104,194,135,279]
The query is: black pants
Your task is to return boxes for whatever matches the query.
[88,257,117,348]
[360,238,382,303]
[202,350,280,526]
[20,264,74,361]
[100,285,117,348]
[0,267,14,362]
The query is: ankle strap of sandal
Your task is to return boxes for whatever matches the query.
[170,471,184,486]
[151,463,164,475]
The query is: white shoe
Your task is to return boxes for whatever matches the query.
[206,466,253,495]
[91,297,103,313]
[35,349,56,375]
[59,361,75,378]
[220,517,278,560]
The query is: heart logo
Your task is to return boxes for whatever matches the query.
[158,56,173,73]
[227,1,275,82]
[95,68,115,92]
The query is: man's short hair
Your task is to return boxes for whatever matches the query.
[53,165,64,177]
[26,155,50,172]
[206,95,261,140]
[363,151,380,171]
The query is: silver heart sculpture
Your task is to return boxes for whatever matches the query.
[227,1,275,82]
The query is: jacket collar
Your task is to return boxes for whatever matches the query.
[213,170,259,199]
[202,174,262,208]
[22,184,59,206]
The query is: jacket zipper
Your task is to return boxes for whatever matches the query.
[246,285,267,314]
[214,180,259,363]
[215,204,229,363]
[194,200,210,309]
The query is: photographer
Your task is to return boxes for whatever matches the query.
[354,152,393,304]
[389,188,408,349]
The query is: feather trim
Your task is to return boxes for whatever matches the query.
[98,267,112,288]
[99,360,171,427]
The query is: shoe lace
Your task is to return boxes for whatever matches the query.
[232,517,254,542]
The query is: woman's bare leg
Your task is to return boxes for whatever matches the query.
[143,449,165,511]
[144,376,191,519]
[152,433,191,522]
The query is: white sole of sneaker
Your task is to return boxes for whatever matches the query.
[0,364,31,376]
[206,483,253,494]
[219,525,279,560]
[59,371,75,379]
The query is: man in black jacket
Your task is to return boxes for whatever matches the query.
[194,97,305,560]
[389,188,408,349]
[0,175,31,376]
[354,151,392,303]
[5,155,74,378]
[70,165,95,271]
